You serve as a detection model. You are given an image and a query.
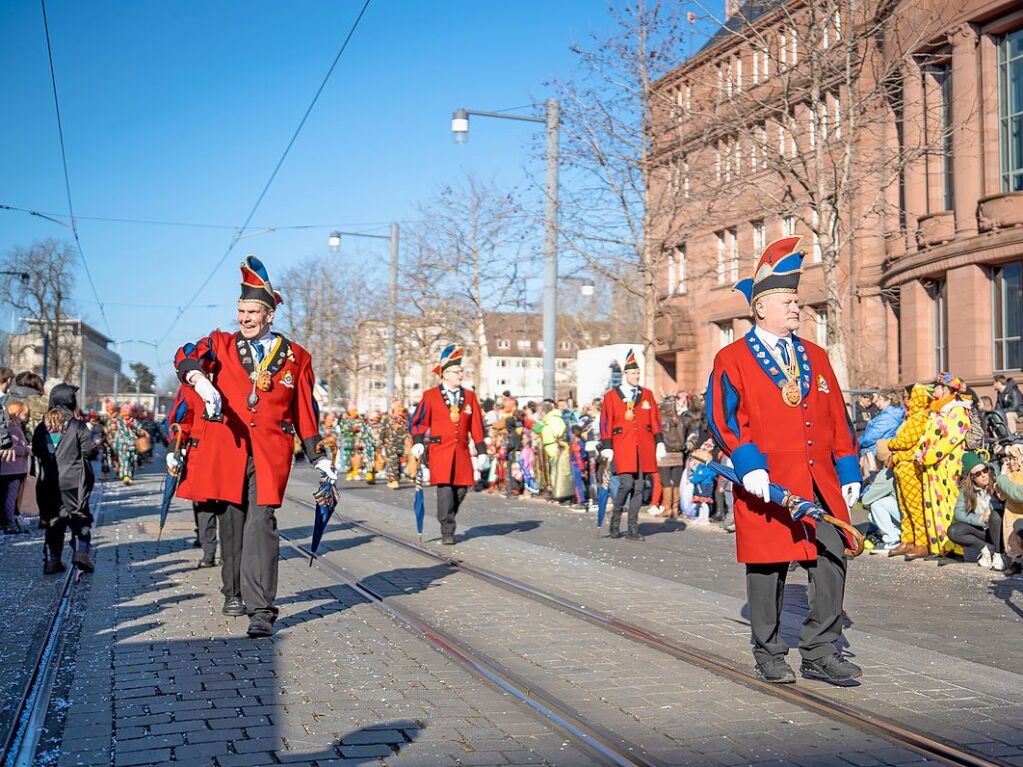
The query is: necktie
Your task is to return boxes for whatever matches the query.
[252,341,265,364]
[777,339,791,368]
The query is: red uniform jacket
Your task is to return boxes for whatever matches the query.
[599,386,663,474]
[174,330,321,507]
[707,330,861,564]
[166,385,200,447]
[410,386,485,487]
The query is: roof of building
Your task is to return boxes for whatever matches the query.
[697,0,788,57]
[483,312,615,359]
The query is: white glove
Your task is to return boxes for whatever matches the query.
[166,452,181,472]
[315,457,337,482]
[656,443,667,462]
[841,482,861,510]
[600,448,614,461]
[411,443,425,459]
[189,373,222,419]
[742,469,771,502]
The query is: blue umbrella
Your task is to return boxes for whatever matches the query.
[596,458,611,529]
[309,435,341,565]
[413,461,425,544]
[706,461,864,556]
[158,424,185,541]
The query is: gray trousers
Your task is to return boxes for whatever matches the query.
[193,501,218,559]
[612,472,645,529]
[745,521,847,664]
[436,485,468,536]
[215,457,279,618]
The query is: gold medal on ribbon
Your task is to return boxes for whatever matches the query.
[782,380,801,407]
[257,370,273,392]
[450,404,460,423]
[624,402,635,421]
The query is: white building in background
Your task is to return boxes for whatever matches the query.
[575,344,644,405]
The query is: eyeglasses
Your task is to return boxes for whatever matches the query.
[969,469,987,479]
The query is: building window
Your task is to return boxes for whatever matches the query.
[412,382,420,390]
[497,359,508,367]
[517,339,531,350]
[497,339,510,349]
[753,46,760,83]
[669,243,688,295]
[734,52,742,91]
[557,360,568,370]
[559,340,571,350]
[752,220,766,258]
[373,381,385,389]
[497,378,509,387]
[811,305,829,347]
[929,62,955,211]
[779,30,788,68]
[757,122,767,169]
[811,208,822,263]
[715,142,722,183]
[931,279,949,371]
[683,157,690,198]
[993,262,1023,371]
[716,231,726,284]
[728,227,739,282]
[718,322,734,348]
[783,215,797,237]
[999,29,1023,192]
[790,26,799,65]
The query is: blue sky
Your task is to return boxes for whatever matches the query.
[0,1,710,382]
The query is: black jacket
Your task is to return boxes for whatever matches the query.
[997,379,1023,415]
[30,384,98,518]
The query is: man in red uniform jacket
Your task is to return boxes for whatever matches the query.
[166,385,219,568]
[706,237,862,684]
[599,349,665,540]
[174,256,331,638]
[409,345,485,545]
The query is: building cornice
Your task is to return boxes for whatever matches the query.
[880,228,1023,288]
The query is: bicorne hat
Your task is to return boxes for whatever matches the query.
[433,344,464,376]
[239,255,283,311]
[734,236,804,309]
[623,348,640,372]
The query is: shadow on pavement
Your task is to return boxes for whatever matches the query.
[457,519,541,542]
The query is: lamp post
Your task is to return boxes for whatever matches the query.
[327,225,400,403]
[451,100,560,400]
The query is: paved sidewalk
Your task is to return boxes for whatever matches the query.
[47,471,592,767]
[282,470,1023,763]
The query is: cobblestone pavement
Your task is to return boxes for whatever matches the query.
[48,469,594,767]
[278,469,1023,763]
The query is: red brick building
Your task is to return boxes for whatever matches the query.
[649,0,1023,396]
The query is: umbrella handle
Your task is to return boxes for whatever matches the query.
[822,513,865,558]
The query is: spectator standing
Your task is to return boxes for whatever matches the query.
[0,400,31,534]
[994,374,1023,434]
[916,373,972,559]
[853,392,879,441]
[859,390,904,476]
[887,385,932,558]
[652,394,686,519]
[0,367,13,456]
[9,372,47,434]
[949,452,1006,570]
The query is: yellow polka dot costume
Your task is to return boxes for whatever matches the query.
[917,389,971,557]
[888,385,930,548]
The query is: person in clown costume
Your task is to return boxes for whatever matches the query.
[111,403,145,484]
[706,236,862,685]
[915,372,971,559]
[885,384,931,559]
[409,345,486,545]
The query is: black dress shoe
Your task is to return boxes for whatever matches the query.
[441,534,455,545]
[222,596,247,617]
[800,655,862,683]
[755,658,796,684]
[625,529,645,541]
[609,529,623,539]
[197,556,216,569]
[246,613,273,638]
[43,560,66,575]
[72,551,95,573]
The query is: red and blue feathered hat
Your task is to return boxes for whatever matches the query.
[433,344,463,376]
[239,255,283,311]
[734,236,804,309]
[623,348,640,372]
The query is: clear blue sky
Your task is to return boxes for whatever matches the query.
[0,1,709,383]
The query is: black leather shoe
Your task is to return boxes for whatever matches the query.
[441,534,455,545]
[625,529,645,541]
[755,658,796,684]
[800,655,862,683]
[43,559,66,575]
[197,556,216,569]
[222,596,246,617]
[72,551,95,573]
[247,613,273,638]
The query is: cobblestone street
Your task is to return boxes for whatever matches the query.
[10,464,1021,767]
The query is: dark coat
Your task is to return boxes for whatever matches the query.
[31,385,98,520]
[997,379,1023,415]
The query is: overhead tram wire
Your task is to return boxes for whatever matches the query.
[39,0,111,336]
[156,0,373,346]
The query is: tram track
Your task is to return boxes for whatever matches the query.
[284,490,1007,767]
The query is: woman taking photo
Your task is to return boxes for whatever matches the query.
[948,452,1006,571]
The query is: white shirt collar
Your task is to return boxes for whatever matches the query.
[753,325,792,350]
[251,331,275,348]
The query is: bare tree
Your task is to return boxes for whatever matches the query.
[404,174,535,395]
[672,0,958,386]
[1,238,77,380]
[550,0,722,388]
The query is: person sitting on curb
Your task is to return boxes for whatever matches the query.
[949,451,1006,571]
[860,457,901,553]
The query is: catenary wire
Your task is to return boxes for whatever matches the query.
[157,0,373,346]
[39,0,112,335]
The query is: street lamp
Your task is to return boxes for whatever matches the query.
[450,100,560,400]
[326,226,400,402]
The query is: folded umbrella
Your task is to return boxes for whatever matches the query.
[309,435,340,565]
[596,458,611,529]
[413,461,425,544]
[158,424,185,542]
[707,461,864,557]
